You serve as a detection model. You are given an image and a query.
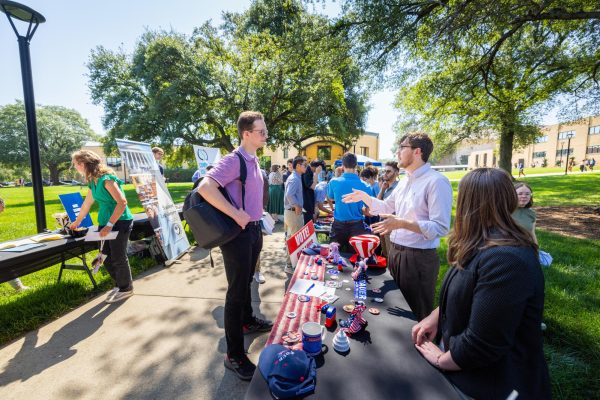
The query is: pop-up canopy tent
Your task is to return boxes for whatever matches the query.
[334,154,382,167]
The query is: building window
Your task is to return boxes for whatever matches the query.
[587,145,600,154]
[556,148,574,157]
[475,154,479,167]
[483,153,488,167]
[459,155,468,165]
[106,157,122,171]
[558,131,575,140]
[589,126,600,135]
[535,136,548,143]
[283,148,289,158]
[317,146,332,161]
[359,146,368,157]
[533,151,546,158]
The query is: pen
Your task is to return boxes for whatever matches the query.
[305,283,315,294]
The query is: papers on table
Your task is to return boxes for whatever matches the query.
[289,279,327,297]
[31,233,65,242]
[0,243,45,252]
[84,227,119,241]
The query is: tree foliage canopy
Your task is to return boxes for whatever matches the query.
[88,0,368,154]
[335,0,600,170]
[0,101,96,183]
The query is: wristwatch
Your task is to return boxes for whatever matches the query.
[106,221,114,228]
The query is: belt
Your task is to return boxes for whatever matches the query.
[391,243,435,252]
[334,219,362,224]
[247,221,261,226]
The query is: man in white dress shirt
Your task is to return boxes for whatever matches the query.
[343,133,452,320]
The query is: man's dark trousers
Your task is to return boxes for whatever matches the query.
[219,223,263,357]
[388,244,440,321]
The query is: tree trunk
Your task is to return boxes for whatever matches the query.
[48,165,61,185]
[498,126,514,175]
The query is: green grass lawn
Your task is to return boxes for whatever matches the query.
[440,166,594,180]
[0,183,193,241]
[2,177,600,398]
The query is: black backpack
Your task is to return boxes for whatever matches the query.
[183,152,247,250]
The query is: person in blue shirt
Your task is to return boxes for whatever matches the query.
[327,152,371,250]
[284,156,307,271]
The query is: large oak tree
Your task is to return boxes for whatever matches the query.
[0,102,96,184]
[88,0,368,155]
[334,0,600,171]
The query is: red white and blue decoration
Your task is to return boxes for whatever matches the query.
[349,234,387,268]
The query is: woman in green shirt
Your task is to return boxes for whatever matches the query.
[70,150,134,304]
[512,182,537,244]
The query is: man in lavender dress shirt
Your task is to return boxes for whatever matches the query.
[343,133,452,321]
[198,111,273,381]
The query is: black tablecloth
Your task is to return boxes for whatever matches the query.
[245,267,458,399]
[0,236,97,284]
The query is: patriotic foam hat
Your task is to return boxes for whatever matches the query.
[349,234,380,259]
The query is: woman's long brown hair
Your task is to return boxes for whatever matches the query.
[71,150,115,183]
[447,168,538,268]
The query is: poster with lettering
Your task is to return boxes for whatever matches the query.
[58,192,94,228]
[115,139,190,264]
[192,145,221,179]
[286,221,317,267]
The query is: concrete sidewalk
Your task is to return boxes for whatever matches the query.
[0,227,290,400]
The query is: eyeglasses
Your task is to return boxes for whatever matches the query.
[384,169,395,174]
[249,129,268,137]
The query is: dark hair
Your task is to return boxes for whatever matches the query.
[237,111,264,141]
[385,161,399,172]
[310,159,322,168]
[287,158,293,165]
[447,168,537,268]
[270,164,279,173]
[514,182,533,208]
[399,132,434,162]
[292,156,305,169]
[342,152,357,169]
[360,167,376,180]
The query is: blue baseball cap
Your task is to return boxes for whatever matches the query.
[258,345,317,399]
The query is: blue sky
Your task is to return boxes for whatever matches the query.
[2,1,560,160]
[0,0,399,159]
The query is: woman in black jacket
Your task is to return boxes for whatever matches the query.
[412,168,551,399]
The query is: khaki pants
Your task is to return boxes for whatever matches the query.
[284,209,305,238]
[284,209,305,265]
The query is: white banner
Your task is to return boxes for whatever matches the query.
[116,139,190,263]
[192,145,221,179]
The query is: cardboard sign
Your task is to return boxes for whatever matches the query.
[286,221,317,267]
[59,192,94,228]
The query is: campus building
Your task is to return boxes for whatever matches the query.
[262,131,380,167]
[467,115,600,169]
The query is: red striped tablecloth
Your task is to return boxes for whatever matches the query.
[266,254,326,346]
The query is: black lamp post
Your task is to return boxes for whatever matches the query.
[1,0,47,232]
[564,132,574,175]
[559,142,564,167]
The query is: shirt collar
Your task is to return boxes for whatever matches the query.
[407,163,431,179]
[236,146,258,162]
[342,172,359,179]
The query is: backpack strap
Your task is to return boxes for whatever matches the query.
[234,151,247,210]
